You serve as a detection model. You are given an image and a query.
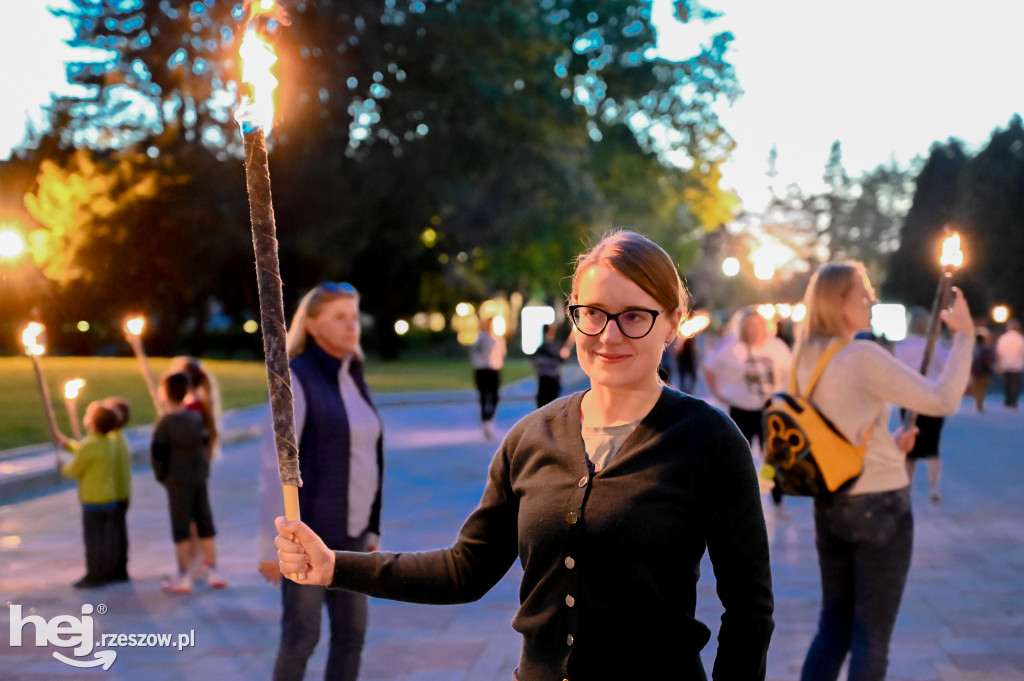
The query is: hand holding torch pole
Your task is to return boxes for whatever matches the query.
[902,229,965,430]
[21,322,62,468]
[124,316,160,412]
[236,3,303,579]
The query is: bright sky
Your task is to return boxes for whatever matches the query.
[2,1,1022,211]
[0,1,86,158]
[652,0,1024,208]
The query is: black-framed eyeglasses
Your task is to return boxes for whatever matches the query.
[568,305,662,339]
[317,281,357,295]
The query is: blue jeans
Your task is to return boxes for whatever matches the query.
[272,534,370,681]
[801,487,913,681]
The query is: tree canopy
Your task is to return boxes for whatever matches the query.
[5,0,742,356]
[883,116,1024,321]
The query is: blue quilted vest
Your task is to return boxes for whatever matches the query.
[290,340,381,549]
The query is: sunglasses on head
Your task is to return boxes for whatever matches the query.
[317,281,357,295]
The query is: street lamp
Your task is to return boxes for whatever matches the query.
[992,305,1010,324]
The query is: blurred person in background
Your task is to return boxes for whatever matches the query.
[895,307,950,503]
[470,316,507,439]
[969,327,996,413]
[258,281,384,681]
[794,262,973,681]
[995,318,1024,408]
[704,308,793,517]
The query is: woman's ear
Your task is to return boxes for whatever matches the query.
[665,308,684,343]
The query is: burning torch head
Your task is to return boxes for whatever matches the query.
[63,378,86,400]
[21,322,46,356]
[940,232,964,270]
[125,316,146,337]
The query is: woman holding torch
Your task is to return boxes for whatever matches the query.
[274,231,774,680]
[792,262,974,681]
[258,282,384,681]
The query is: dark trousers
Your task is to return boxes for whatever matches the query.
[111,500,130,579]
[536,376,561,408]
[801,487,913,681]
[1004,371,1022,407]
[272,534,371,681]
[475,368,501,421]
[81,505,117,582]
[729,406,783,506]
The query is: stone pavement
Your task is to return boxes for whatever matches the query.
[1,374,1023,680]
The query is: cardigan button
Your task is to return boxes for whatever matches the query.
[578,475,588,487]
[565,511,578,525]
[566,634,574,646]
[564,556,575,569]
[565,594,575,607]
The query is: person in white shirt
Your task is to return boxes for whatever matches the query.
[995,318,1024,408]
[704,308,793,513]
[470,316,507,439]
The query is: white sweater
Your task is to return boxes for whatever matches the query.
[795,331,973,495]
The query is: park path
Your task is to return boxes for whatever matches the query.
[1,375,1023,680]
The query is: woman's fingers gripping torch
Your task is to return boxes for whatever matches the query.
[274,517,336,587]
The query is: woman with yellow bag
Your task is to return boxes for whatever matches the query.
[794,262,974,681]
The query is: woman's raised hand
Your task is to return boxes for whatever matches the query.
[940,287,973,335]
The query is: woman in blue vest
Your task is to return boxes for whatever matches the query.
[258,281,384,681]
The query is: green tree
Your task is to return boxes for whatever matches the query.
[956,115,1024,318]
[882,139,968,307]
[22,142,250,353]
[26,0,742,356]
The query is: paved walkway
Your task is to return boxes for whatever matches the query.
[1,376,1023,680]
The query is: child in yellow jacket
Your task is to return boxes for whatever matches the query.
[59,400,120,589]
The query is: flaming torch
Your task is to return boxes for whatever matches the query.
[124,315,159,411]
[902,229,965,429]
[63,379,86,440]
[21,322,61,466]
[678,311,711,339]
[235,0,302,569]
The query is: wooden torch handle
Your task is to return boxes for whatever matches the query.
[282,484,305,581]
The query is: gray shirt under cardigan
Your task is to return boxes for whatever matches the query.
[329,387,774,680]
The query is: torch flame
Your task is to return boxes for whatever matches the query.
[125,316,146,336]
[64,378,86,400]
[236,0,283,134]
[940,233,964,269]
[21,322,45,356]
[679,312,711,339]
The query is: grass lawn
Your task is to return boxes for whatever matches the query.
[1,356,532,451]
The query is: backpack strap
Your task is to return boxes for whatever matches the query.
[790,337,874,447]
[791,337,850,398]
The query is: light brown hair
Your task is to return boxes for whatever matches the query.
[797,261,866,348]
[286,283,363,360]
[570,229,689,319]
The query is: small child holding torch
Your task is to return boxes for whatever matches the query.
[152,371,227,593]
[57,399,121,589]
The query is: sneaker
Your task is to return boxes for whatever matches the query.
[203,567,228,589]
[162,571,192,594]
[930,490,942,504]
[481,420,494,440]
